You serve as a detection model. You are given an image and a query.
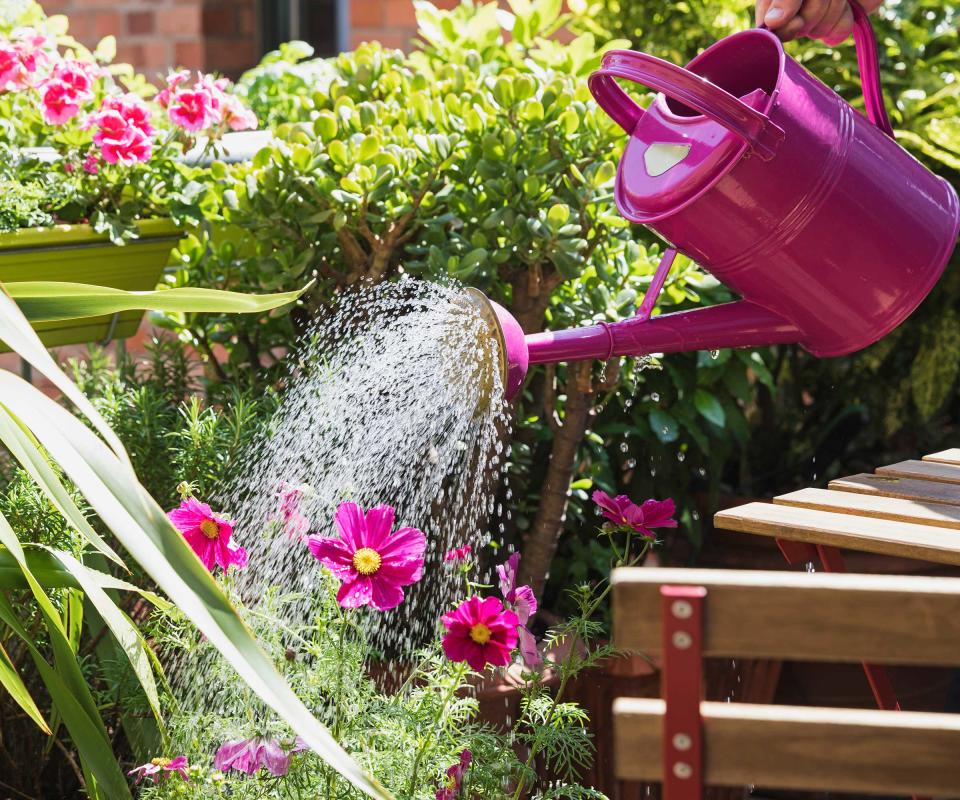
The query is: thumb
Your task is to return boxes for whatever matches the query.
[762,0,803,28]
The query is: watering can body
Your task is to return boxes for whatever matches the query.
[488,1,960,400]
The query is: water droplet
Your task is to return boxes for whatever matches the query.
[651,392,660,402]
[677,452,685,462]
[619,442,629,452]
[709,349,720,359]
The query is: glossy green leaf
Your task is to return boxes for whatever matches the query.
[693,389,726,427]
[5,281,310,323]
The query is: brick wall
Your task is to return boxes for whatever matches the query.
[37,0,463,78]
[350,0,459,50]
[39,0,257,79]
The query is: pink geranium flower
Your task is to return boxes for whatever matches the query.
[441,596,519,672]
[214,738,298,777]
[168,87,221,132]
[156,68,190,108]
[308,502,425,611]
[127,756,189,784]
[592,490,677,539]
[99,123,152,165]
[497,553,541,668]
[82,151,99,174]
[96,93,154,136]
[443,545,471,563]
[167,497,247,572]
[51,59,96,97]
[222,94,257,131]
[39,80,83,124]
[436,750,472,800]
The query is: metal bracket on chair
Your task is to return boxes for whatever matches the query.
[661,585,706,800]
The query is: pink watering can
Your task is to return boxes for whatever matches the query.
[470,0,960,401]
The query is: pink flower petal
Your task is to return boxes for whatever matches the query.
[307,536,356,580]
[368,579,405,611]
[518,625,542,668]
[377,557,423,587]
[363,504,396,548]
[333,502,365,550]
[336,576,373,608]
[377,526,426,562]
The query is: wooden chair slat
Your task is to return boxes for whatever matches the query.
[612,567,960,664]
[614,698,960,796]
[714,501,960,565]
[774,487,960,529]
[877,459,960,484]
[924,448,960,466]
[831,473,960,505]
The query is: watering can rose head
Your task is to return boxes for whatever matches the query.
[307,501,426,611]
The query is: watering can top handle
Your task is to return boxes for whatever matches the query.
[588,51,786,160]
[589,0,894,152]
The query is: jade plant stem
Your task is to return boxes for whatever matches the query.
[406,662,468,798]
[511,540,651,800]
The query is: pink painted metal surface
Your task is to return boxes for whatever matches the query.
[493,0,959,399]
[660,585,706,800]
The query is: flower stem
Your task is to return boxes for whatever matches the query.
[406,662,467,798]
[511,542,650,799]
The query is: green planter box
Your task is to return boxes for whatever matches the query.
[0,218,182,349]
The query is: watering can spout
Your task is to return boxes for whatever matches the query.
[467,288,798,402]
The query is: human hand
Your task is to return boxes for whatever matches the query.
[755,0,882,45]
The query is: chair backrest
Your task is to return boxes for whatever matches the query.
[611,568,960,797]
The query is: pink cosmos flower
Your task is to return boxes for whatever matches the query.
[497,553,541,668]
[441,596,519,672]
[592,490,677,539]
[214,738,296,777]
[308,502,425,611]
[40,80,83,125]
[167,497,247,572]
[275,483,311,541]
[436,750,472,800]
[127,756,189,784]
[443,545,472,563]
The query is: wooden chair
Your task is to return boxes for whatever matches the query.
[611,568,960,799]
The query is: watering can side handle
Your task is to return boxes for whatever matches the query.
[588,51,785,161]
[848,0,895,136]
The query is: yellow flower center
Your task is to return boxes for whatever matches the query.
[444,775,458,790]
[469,623,492,645]
[199,519,220,539]
[151,757,172,767]
[352,547,382,575]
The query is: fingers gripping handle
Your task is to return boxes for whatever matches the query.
[588,50,785,161]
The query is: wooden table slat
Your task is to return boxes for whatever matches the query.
[774,487,960,529]
[714,501,960,565]
[830,473,960,506]
[876,459,960,485]
[924,449,960,466]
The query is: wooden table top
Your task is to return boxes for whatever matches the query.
[714,450,960,565]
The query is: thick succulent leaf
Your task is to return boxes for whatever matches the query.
[5,281,309,322]
[0,372,391,800]
[0,639,49,734]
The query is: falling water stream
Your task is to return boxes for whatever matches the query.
[166,278,513,738]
